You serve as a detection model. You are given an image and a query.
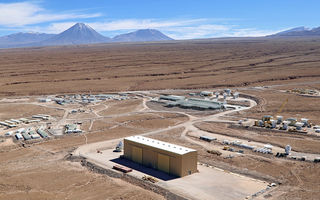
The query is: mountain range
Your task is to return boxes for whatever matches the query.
[113,29,173,42]
[0,23,173,48]
[270,26,320,37]
[2,23,320,49]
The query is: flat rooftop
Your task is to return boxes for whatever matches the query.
[125,135,196,155]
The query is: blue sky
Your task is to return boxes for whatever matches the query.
[0,0,319,39]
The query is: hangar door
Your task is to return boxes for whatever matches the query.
[132,146,142,164]
[157,153,170,173]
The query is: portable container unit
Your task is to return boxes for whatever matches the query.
[287,118,297,126]
[7,124,17,128]
[38,98,51,103]
[262,115,273,122]
[313,125,320,129]
[27,119,41,123]
[264,144,273,150]
[276,116,283,124]
[32,115,49,120]
[15,133,23,140]
[233,92,239,99]
[19,118,29,123]
[301,118,309,127]
[282,121,289,130]
[10,119,21,124]
[223,140,231,145]
[37,129,49,138]
[112,165,132,173]
[5,120,15,124]
[240,144,255,150]
[270,120,277,128]
[200,91,213,96]
[22,132,31,140]
[255,147,272,154]
[295,122,304,130]
[285,145,291,155]
[16,128,25,134]
[0,121,9,126]
[200,135,216,142]
[258,120,264,127]
[30,133,41,139]
[215,92,220,98]
[224,89,231,96]
[5,131,13,136]
[223,93,227,100]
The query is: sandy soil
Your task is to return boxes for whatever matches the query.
[0,146,164,200]
[0,38,320,96]
[99,99,143,116]
[238,89,320,124]
[0,138,14,147]
[0,104,64,121]
[148,126,320,200]
[195,122,320,154]
[1,38,320,199]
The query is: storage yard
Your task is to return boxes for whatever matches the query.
[1,38,320,200]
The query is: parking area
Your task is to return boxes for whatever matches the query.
[81,147,269,200]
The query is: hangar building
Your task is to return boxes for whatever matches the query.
[123,135,197,177]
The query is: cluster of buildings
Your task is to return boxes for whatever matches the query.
[198,89,239,99]
[65,124,82,134]
[0,114,50,129]
[223,140,273,154]
[288,88,320,96]
[1,114,51,141]
[156,89,241,111]
[14,127,49,141]
[39,93,130,105]
[255,115,320,133]
[159,95,225,110]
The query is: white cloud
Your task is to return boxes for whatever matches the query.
[88,19,207,31]
[0,2,280,40]
[0,1,101,27]
[164,24,232,39]
[34,19,279,39]
[24,19,281,39]
[38,19,233,37]
[224,28,279,37]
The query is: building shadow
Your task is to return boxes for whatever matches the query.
[110,157,178,181]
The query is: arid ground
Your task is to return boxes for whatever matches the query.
[1,38,320,200]
[0,38,320,96]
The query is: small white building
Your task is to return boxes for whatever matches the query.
[15,133,23,140]
[5,131,13,136]
[233,92,239,99]
[200,91,213,96]
[38,98,51,103]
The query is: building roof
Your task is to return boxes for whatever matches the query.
[66,124,77,130]
[200,91,213,95]
[159,95,185,101]
[125,135,196,155]
[166,98,224,110]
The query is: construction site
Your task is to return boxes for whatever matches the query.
[1,37,320,200]
[0,84,319,200]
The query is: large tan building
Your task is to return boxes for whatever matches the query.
[123,135,197,177]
